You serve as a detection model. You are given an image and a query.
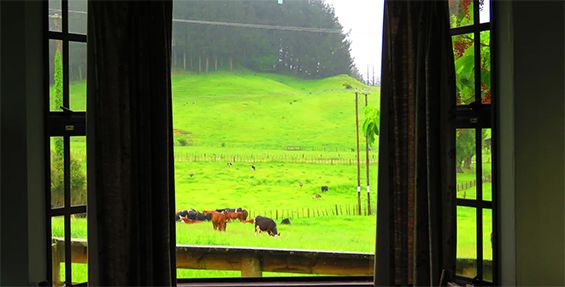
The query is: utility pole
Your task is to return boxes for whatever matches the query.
[355,90,362,215]
[372,65,375,86]
[364,92,371,215]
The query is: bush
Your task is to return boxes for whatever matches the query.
[50,150,87,207]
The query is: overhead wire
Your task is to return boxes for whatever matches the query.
[48,8,342,34]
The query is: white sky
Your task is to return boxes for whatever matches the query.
[323,0,490,82]
[323,0,385,82]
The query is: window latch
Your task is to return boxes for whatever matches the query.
[60,106,73,114]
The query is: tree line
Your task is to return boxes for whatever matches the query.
[172,0,358,79]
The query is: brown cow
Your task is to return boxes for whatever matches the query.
[211,211,227,231]
[180,217,204,224]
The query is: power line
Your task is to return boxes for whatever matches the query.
[172,18,341,34]
[48,8,342,34]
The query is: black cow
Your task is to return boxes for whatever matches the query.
[280,218,291,225]
[195,212,212,221]
[176,209,212,221]
[254,216,280,236]
[216,208,243,213]
[321,185,329,192]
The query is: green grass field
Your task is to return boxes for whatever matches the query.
[52,70,493,281]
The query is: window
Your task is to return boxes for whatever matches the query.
[46,0,88,285]
[171,0,383,280]
[449,0,496,284]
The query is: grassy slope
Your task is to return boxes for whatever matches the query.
[171,71,378,150]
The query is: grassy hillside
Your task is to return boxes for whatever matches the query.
[171,71,379,150]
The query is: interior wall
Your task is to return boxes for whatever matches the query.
[0,1,46,285]
[494,0,516,284]
[498,1,564,285]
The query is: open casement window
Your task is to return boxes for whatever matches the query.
[46,0,88,285]
[44,0,382,285]
[449,0,496,284]
[171,0,380,282]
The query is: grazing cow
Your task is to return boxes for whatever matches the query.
[175,210,190,221]
[313,194,321,199]
[194,212,212,221]
[181,217,204,224]
[214,208,248,221]
[254,216,280,236]
[281,218,291,225]
[227,162,233,167]
[321,185,329,192]
[251,165,256,171]
[212,211,228,231]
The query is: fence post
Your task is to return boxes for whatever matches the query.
[241,255,262,277]
[52,241,61,286]
[335,204,338,215]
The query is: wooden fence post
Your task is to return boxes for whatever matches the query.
[241,255,262,277]
[52,241,61,286]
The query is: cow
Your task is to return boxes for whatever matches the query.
[175,210,190,221]
[175,209,198,221]
[212,211,228,231]
[251,165,256,171]
[181,217,204,224]
[281,218,291,225]
[214,208,249,221]
[254,216,280,236]
[321,185,329,192]
[177,209,212,221]
[313,194,321,199]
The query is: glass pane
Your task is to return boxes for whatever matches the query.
[51,137,64,208]
[49,40,64,112]
[482,129,492,201]
[173,0,382,278]
[68,0,87,35]
[456,206,477,278]
[453,34,475,105]
[69,42,87,111]
[48,0,62,32]
[51,216,66,286]
[479,0,490,23]
[480,30,491,104]
[70,137,87,206]
[71,213,88,283]
[456,129,476,199]
[449,0,474,28]
[483,208,493,282]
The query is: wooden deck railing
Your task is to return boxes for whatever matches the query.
[52,238,374,285]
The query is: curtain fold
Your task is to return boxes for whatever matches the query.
[87,1,176,285]
[375,0,456,285]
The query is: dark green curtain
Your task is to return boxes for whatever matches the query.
[86,1,176,285]
[375,0,456,285]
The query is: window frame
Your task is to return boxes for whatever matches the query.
[41,0,499,285]
[44,0,87,285]
[450,0,497,285]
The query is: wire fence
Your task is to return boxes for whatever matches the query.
[174,152,378,165]
[247,203,374,220]
[456,174,493,192]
